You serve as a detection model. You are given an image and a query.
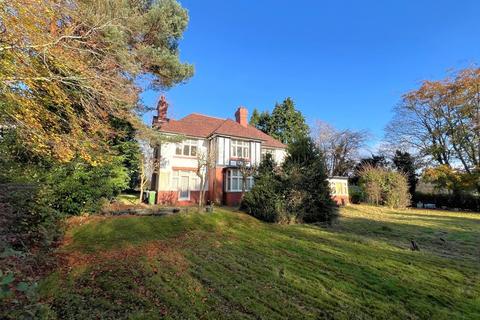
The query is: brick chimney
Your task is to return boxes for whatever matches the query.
[155,95,168,124]
[235,107,248,127]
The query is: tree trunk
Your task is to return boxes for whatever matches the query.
[139,157,144,202]
[198,176,205,209]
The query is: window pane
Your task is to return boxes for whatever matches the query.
[175,145,182,155]
[191,145,197,156]
[232,177,239,191]
[183,145,189,156]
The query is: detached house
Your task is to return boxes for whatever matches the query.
[150,97,286,206]
[150,97,350,206]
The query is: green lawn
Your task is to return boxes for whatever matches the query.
[40,205,480,319]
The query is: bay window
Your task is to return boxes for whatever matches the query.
[231,140,249,159]
[226,169,254,192]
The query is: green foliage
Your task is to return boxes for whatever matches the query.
[241,170,287,223]
[412,192,479,211]
[243,137,337,224]
[392,150,418,196]
[358,165,411,208]
[250,98,308,145]
[109,117,142,190]
[48,158,129,215]
[283,136,337,223]
[37,206,480,319]
[423,165,479,195]
[1,0,193,162]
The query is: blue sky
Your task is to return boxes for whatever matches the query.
[142,0,480,149]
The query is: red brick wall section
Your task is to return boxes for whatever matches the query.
[235,107,248,127]
[207,167,224,205]
[156,191,208,206]
[225,192,243,206]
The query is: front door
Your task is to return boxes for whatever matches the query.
[179,175,190,200]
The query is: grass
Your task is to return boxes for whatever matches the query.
[39,205,480,319]
[116,193,141,205]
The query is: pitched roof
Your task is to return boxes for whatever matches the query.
[154,113,286,148]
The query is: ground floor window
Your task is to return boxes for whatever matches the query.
[171,170,201,200]
[226,169,254,192]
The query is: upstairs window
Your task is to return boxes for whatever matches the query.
[231,140,249,159]
[175,139,198,157]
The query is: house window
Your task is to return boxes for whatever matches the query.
[226,169,254,192]
[175,139,198,157]
[231,140,249,159]
[261,148,274,160]
[172,170,201,191]
[330,181,347,195]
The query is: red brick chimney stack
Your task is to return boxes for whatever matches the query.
[157,95,168,123]
[235,107,248,127]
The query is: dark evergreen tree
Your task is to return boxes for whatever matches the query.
[249,98,308,145]
[392,150,418,196]
[351,154,388,185]
[249,108,261,126]
[270,98,309,145]
[283,136,337,223]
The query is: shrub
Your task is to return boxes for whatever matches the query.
[48,158,129,215]
[358,165,411,208]
[412,192,479,211]
[242,137,337,224]
[241,170,287,223]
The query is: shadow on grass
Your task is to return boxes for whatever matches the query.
[45,208,480,319]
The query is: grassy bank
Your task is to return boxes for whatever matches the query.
[39,205,480,319]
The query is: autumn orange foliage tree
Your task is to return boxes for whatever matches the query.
[0,0,193,163]
[386,67,480,193]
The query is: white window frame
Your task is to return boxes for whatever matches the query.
[231,140,250,159]
[175,139,198,157]
[226,169,254,192]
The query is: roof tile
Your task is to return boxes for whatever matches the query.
[154,113,285,148]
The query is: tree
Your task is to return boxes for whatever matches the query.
[250,98,308,145]
[385,67,480,192]
[249,109,261,126]
[351,154,388,185]
[283,136,337,223]
[313,120,369,176]
[196,149,216,209]
[392,150,418,196]
[250,109,273,134]
[0,0,194,163]
[138,142,155,202]
[109,117,142,190]
[237,160,257,202]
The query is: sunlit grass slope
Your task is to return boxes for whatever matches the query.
[40,205,480,319]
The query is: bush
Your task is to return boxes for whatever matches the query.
[241,172,289,223]
[242,137,337,224]
[48,158,129,215]
[412,192,480,211]
[358,165,411,208]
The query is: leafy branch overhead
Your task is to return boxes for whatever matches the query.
[0,0,194,163]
